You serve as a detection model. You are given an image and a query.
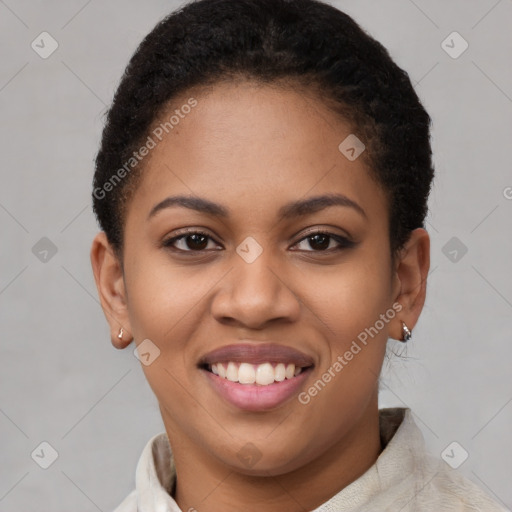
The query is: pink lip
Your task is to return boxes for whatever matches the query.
[198,342,315,411]
[202,367,312,411]
[199,342,314,367]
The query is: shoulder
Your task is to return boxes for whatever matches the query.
[110,432,179,512]
[425,461,507,512]
[370,409,508,511]
[112,489,137,512]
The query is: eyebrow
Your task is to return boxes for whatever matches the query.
[147,193,367,221]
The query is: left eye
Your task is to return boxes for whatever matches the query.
[293,232,353,251]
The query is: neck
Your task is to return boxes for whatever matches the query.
[165,396,382,512]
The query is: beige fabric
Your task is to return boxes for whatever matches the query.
[113,408,508,512]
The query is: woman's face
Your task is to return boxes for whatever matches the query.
[93,80,428,476]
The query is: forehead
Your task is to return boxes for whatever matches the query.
[127,80,387,226]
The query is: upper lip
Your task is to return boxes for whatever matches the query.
[199,343,315,368]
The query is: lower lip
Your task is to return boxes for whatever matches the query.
[202,368,312,411]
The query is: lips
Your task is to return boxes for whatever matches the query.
[198,342,315,411]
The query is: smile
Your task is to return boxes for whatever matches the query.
[199,343,314,411]
[208,361,304,385]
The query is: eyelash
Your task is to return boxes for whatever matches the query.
[161,228,355,254]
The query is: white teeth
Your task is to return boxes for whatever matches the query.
[285,363,295,379]
[255,362,275,385]
[209,362,305,385]
[238,363,256,384]
[226,362,239,382]
[274,363,286,382]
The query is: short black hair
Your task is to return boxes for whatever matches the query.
[92,0,434,265]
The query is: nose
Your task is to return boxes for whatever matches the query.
[210,248,301,329]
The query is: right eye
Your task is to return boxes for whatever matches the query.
[162,230,222,252]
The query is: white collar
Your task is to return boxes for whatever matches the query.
[114,407,507,512]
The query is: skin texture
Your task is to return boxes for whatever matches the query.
[90,80,430,512]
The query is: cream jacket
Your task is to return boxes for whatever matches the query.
[113,407,508,511]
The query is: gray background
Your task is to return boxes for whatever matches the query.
[0,0,511,510]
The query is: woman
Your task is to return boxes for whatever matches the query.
[90,0,507,510]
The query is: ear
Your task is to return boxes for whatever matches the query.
[90,231,133,349]
[390,228,430,341]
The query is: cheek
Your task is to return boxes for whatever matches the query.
[124,254,217,342]
[297,252,392,409]
[123,254,230,389]
[296,268,390,440]
[304,254,393,344]
[123,258,215,412]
